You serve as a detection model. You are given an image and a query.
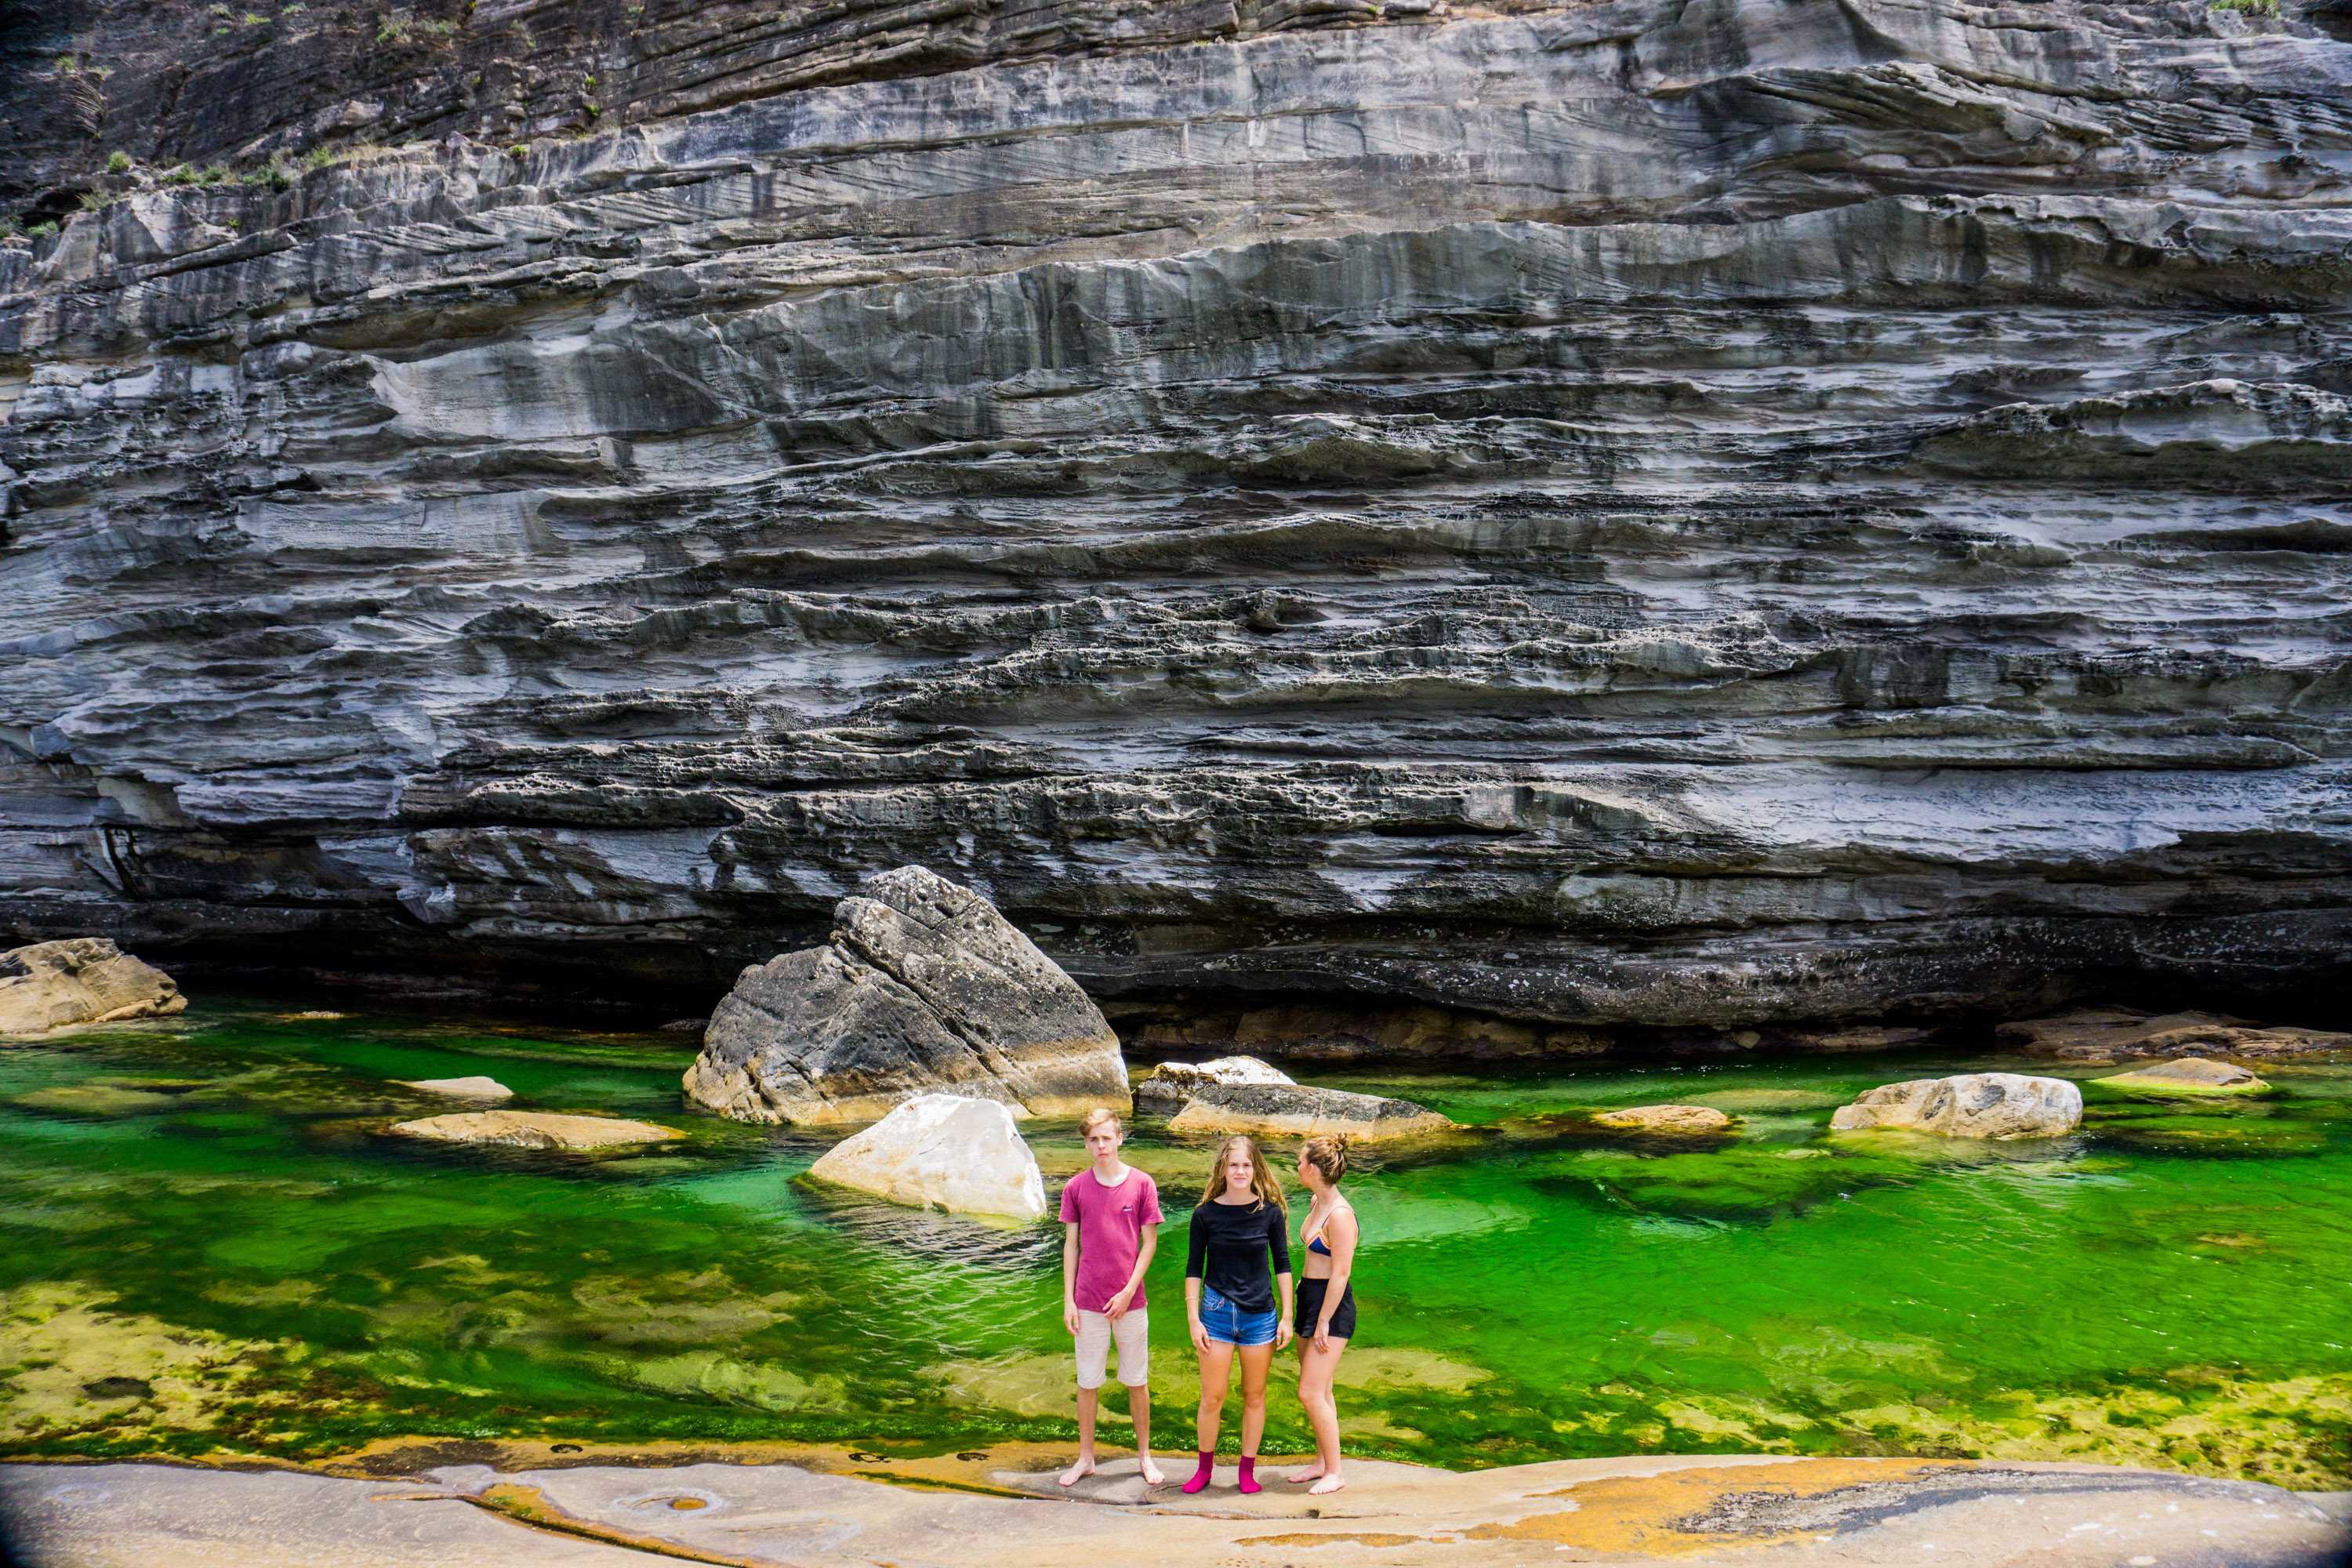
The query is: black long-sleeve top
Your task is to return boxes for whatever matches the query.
[1185,1197,1291,1313]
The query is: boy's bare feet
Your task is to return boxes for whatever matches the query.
[1057,1455,1096,1488]
[1285,1464,1327,1483]
[1139,1456,1167,1486]
[1308,1473,1346,1495]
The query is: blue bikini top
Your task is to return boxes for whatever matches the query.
[1305,1203,1348,1256]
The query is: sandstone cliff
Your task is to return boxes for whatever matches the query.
[3,0,2349,1030]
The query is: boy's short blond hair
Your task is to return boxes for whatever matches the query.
[1080,1106,1122,1137]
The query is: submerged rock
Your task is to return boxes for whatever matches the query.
[1133,1056,1294,1115]
[0,940,185,1038]
[2096,1058,2270,1097]
[806,1094,1047,1221]
[395,1076,514,1102]
[1830,1074,2082,1140]
[1998,1010,2352,1062]
[685,866,1128,1127]
[1166,1083,1455,1142]
[1594,1105,1734,1134]
[386,1111,681,1151]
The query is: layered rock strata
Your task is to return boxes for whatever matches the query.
[4,0,2352,1033]
[0,938,184,1036]
[684,866,1129,1123]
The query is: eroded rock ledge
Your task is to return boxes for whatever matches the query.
[2,0,2350,1034]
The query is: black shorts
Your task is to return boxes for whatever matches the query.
[1294,1277,1357,1341]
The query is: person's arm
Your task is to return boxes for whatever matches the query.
[1314,1208,1357,1350]
[1185,1209,1210,1352]
[1270,1206,1295,1352]
[1062,1220,1082,1336]
[1107,1224,1156,1321]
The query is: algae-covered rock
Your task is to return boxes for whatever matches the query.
[0,940,185,1038]
[386,1111,682,1151]
[1133,1056,1294,1114]
[806,1093,1047,1221]
[1167,1082,1456,1142]
[2096,1058,2269,1097]
[1831,1073,2081,1139]
[686,866,1128,1127]
[1594,1105,1734,1134]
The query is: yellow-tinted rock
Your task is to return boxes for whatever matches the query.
[387,1111,681,1151]
[1594,1105,1733,1133]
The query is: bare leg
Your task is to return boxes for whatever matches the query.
[1058,1385,1099,1486]
[1194,1340,1234,1456]
[1236,1341,1274,1459]
[1295,1337,1349,1494]
[1126,1383,1163,1485]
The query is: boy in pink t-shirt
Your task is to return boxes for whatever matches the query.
[1058,1106,1166,1487]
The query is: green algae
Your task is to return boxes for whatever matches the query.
[2,1009,2349,1487]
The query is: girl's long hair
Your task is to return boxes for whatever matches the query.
[1199,1134,1285,1211]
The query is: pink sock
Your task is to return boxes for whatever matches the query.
[1181,1450,1215,1494]
[1237,1456,1260,1495]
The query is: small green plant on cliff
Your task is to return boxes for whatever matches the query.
[376,14,411,42]
[200,162,233,186]
[164,164,198,185]
[508,143,528,158]
[242,10,270,24]
[106,151,132,174]
[27,221,59,240]
[282,2,307,10]
[416,17,457,37]
[77,189,116,212]
[207,2,233,15]
[55,55,78,74]
[2209,0,2280,12]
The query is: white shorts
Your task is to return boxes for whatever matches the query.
[1073,1307,1150,1390]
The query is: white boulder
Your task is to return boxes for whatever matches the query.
[807,1094,1047,1221]
[1830,1073,2082,1139]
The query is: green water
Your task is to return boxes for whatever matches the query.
[3,1003,2349,1487]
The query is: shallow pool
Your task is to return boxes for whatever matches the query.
[2,1003,2347,1486]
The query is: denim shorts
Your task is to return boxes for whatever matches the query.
[1199,1286,1278,1348]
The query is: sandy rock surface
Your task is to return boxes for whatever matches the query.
[1999,1010,2352,1062]
[386,1111,682,1151]
[1594,1105,1734,1133]
[806,1093,1047,1221]
[0,939,185,1038]
[394,1076,514,1102]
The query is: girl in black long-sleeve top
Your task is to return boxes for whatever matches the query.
[1181,1134,1292,1495]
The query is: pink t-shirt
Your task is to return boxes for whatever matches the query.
[1059,1165,1164,1313]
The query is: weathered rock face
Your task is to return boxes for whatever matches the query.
[5,0,2352,1036]
[684,866,1127,1124]
[805,1093,1047,1221]
[1132,1056,1294,1115]
[0,939,184,1036]
[1166,1082,1454,1142]
[1593,1105,1733,1134]
[385,1110,681,1149]
[1830,1074,2083,1140]
[2096,1058,2270,1096]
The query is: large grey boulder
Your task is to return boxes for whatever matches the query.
[0,940,186,1038]
[806,1093,1047,1221]
[1830,1074,2082,1140]
[1167,1082,1455,1143]
[684,866,1128,1126]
